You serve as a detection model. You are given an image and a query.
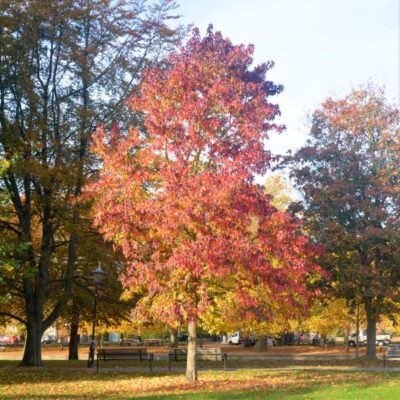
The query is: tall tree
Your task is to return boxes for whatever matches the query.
[89,27,322,380]
[62,230,132,360]
[281,85,400,360]
[0,0,185,366]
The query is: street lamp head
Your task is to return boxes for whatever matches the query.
[92,266,105,285]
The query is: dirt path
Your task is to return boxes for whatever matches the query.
[0,344,369,361]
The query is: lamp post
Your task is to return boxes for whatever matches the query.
[87,265,105,368]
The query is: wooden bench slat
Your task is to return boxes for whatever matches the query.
[98,350,147,354]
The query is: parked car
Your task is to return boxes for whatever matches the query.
[227,332,243,345]
[41,335,56,344]
[178,333,188,342]
[119,335,142,346]
[0,336,10,345]
[348,330,391,347]
[0,335,19,345]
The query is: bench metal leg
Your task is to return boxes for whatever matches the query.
[148,354,153,372]
[96,356,99,372]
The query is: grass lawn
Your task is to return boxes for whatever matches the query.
[1,360,400,400]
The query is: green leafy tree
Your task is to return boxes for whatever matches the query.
[0,0,185,366]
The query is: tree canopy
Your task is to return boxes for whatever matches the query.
[89,27,323,380]
[0,0,185,366]
[281,85,400,359]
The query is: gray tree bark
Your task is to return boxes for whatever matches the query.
[254,335,268,352]
[186,320,197,381]
[68,303,80,360]
[344,326,350,352]
[365,300,377,360]
[170,327,178,348]
[21,300,43,367]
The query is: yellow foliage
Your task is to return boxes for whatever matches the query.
[264,173,294,211]
[0,159,9,174]
[301,298,355,336]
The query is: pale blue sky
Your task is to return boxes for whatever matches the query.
[177,0,399,155]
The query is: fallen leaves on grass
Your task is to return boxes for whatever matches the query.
[0,367,398,400]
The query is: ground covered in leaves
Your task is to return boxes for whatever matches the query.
[1,361,400,399]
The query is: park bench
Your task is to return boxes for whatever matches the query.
[383,345,400,367]
[97,348,154,371]
[168,348,227,371]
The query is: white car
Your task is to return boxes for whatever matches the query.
[41,335,56,344]
[348,330,391,347]
[227,332,242,345]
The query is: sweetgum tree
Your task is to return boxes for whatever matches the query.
[89,28,322,380]
[282,86,400,360]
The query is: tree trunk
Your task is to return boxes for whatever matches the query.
[254,335,267,352]
[365,300,377,360]
[186,320,197,381]
[344,326,350,352]
[68,305,80,360]
[68,323,79,360]
[170,327,178,348]
[20,300,43,367]
[222,334,227,344]
[355,303,360,359]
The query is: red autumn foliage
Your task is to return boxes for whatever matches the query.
[87,28,322,329]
